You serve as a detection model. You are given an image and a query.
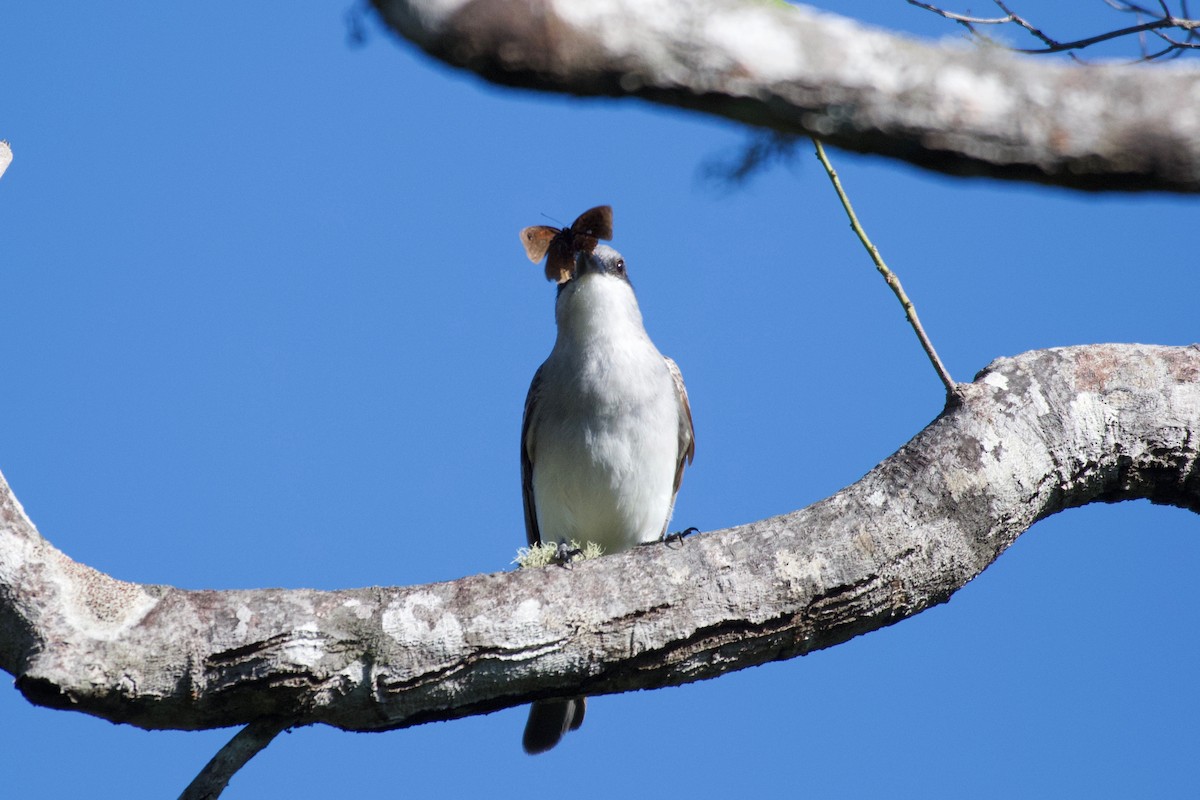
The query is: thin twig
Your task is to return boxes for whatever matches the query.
[906,0,1013,25]
[992,0,1059,48]
[1013,16,1193,53]
[179,719,291,800]
[811,139,957,400]
[909,0,1199,60]
[1151,27,1200,45]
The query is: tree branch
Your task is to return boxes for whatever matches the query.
[910,0,1200,59]
[178,719,289,800]
[368,0,1200,193]
[2,343,1198,739]
[811,138,958,399]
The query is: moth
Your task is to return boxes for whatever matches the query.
[520,205,613,284]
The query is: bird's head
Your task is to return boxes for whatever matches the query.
[567,244,629,284]
[554,245,643,333]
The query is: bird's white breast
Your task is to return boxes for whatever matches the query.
[529,274,681,554]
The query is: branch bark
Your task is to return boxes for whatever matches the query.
[368,0,1200,193]
[2,343,1198,736]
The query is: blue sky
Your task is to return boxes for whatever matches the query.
[2,3,1198,798]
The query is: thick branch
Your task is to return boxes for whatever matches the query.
[1,344,1198,734]
[368,0,1200,193]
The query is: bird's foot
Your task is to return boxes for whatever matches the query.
[658,527,700,548]
[553,540,584,566]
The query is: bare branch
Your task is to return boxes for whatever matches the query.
[905,1,1013,26]
[903,1,1012,46]
[811,138,957,400]
[911,0,1200,60]
[1151,26,1200,46]
[370,0,1200,192]
[1014,17,1198,55]
[3,344,1198,741]
[992,0,1060,50]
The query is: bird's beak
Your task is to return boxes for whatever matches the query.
[573,250,598,277]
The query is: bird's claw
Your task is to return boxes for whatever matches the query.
[553,540,583,566]
[660,526,700,547]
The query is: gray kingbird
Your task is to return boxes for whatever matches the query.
[520,243,695,754]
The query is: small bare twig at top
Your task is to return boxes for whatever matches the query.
[907,0,1200,61]
[810,139,958,403]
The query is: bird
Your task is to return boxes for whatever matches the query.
[519,241,695,754]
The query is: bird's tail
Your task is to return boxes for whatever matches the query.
[522,697,586,754]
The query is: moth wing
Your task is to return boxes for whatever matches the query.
[520,226,558,263]
[570,205,612,242]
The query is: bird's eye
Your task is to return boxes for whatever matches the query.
[615,259,626,274]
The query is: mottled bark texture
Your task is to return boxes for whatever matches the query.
[2,343,1197,734]
[369,0,1200,193]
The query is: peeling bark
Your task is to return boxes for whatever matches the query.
[1,343,1197,735]
[369,0,1200,193]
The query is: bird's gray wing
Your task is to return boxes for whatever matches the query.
[664,356,695,497]
[521,365,544,547]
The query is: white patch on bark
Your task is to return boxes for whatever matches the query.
[57,561,158,643]
[234,606,253,640]
[342,597,374,620]
[776,550,828,593]
[982,371,1009,391]
[281,622,325,668]
[512,598,542,625]
[381,592,465,653]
